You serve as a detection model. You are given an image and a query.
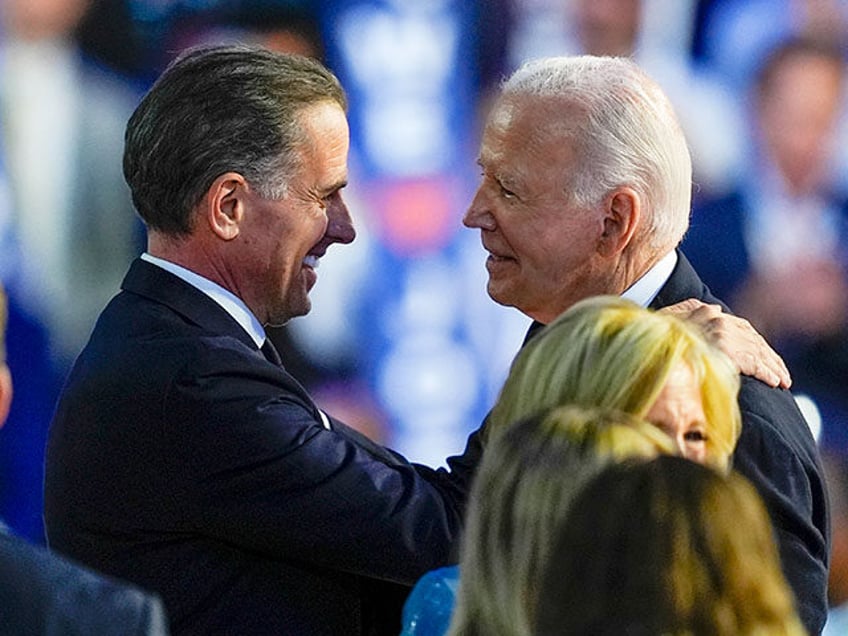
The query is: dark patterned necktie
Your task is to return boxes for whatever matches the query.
[260,338,283,367]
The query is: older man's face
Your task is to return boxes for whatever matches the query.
[463,96,610,324]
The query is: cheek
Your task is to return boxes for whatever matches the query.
[682,443,707,465]
[277,213,323,255]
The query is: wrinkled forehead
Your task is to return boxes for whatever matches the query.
[481,94,585,154]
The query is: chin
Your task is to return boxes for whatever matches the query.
[487,282,517,309]
[289,298,313,321]
[267,299,311,327]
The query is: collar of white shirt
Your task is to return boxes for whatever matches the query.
[620,250,677,308]
[140,252,266,349]
[140,253,332,430]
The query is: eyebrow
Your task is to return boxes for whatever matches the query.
[317,178,348,197]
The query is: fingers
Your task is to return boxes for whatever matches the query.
[711,315,792,389]
[658,298,716,317]
[754,339,792,389]
[662,299,792,389]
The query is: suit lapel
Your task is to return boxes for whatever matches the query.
[121,258,337,427]
[121,258,258,351]
[649,249,725,311]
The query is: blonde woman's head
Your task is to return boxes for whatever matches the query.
[489,296,741,471]
[448,404,676,636]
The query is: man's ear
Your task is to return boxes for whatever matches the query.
[598,187,641,257]
[0,364,12,429]
[204,172,248,241]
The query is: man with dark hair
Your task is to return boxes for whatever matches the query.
[44,45,479,636]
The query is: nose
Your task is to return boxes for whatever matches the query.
[463,185,496,231]
[326,195,356,245]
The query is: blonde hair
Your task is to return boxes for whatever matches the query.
[535,455,806,636]
[489,296,741,471]
[447,404,676,636]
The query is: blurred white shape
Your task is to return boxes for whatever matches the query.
[794,393,823,444]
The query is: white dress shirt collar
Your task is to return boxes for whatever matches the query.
[140,253,333,430]
[620,250,677,308]
[141,252,266,348]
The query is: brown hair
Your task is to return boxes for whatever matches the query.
[535,456,805,636]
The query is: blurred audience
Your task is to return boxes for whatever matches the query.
[534,455,806,636]
[163,1,326,62]
[694,0,848,194]
[507,0,744,198]
[0,0,144,542]
[695,0,848,90]
[0,271,61,542]
[682,35,848,452]
[0,0,144,366]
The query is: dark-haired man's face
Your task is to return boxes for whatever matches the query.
[236,102,354,325]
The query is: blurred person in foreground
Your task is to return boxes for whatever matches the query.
[535,455,806,636]
[0,283,169,635]
[42,43,799,636]
[822,452,848,635]
[448,405,676,636]
[461,54,828,633]
[404,296,742,636]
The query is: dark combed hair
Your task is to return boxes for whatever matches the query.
[123,44,346,235]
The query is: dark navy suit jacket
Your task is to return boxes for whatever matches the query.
[44,258,481,635]
[522,252,830,634]
[0,527,168,635]
[652,252,829,634]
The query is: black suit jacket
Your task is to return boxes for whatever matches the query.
[651,252,829,634]
[44,259,480,635]
[521,252,830,633]
[0,528,168,635]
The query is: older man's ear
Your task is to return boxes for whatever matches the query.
[597,187,641,257]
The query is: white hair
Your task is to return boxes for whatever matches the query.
[501,56,693,251]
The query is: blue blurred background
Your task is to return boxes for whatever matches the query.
[3,0,848,619]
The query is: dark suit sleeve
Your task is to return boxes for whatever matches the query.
[731,378,830,634]
[160,343,476,586]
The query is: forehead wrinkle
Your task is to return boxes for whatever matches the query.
[480,148,531,198]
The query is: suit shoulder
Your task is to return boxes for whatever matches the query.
[736,377,821,466]
[0,534,168,635]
